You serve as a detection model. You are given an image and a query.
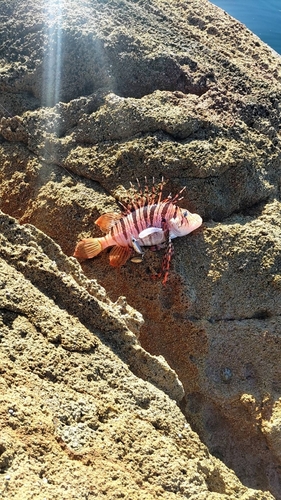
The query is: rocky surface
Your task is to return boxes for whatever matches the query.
[0,211,271,500]
[0,0,281,498]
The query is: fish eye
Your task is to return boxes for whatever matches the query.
[183,210,189,217]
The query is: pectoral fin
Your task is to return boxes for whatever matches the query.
[109,246,132,267]
[138,227,163,238]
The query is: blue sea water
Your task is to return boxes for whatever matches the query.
[211,0,281,55]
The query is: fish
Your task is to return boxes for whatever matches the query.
[74,180,202,284]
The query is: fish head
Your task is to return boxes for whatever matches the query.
[168,209,202,238]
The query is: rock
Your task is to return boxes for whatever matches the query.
[0,211,268,500]
[0,0,281,498]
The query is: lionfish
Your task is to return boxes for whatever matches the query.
[74,179,202,284]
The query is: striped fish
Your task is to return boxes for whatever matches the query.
[74,181,202,284]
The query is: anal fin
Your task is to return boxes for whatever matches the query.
[109,246,132,267]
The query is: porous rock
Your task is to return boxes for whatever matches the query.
[0,212,266,499]
[0,0,281,498]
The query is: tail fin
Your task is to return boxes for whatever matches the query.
[73,238,102,259]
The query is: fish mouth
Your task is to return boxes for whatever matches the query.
[187,213,203,233]
[191,213,203,228]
